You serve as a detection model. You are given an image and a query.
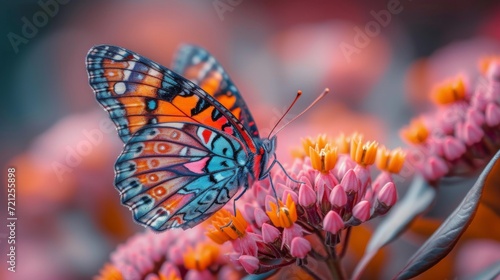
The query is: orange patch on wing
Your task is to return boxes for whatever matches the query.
[101,59,128,69]
[161,193,194,212]
[132,159,151,174]
[103,68,124,80]
[133,84,161,98]
[200,72,223,95]
[231,107,242,120]
[116,96,146,113]
[217,95,237,110]
[125,116,149,135]
[154,100,186,116]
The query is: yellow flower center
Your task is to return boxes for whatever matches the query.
[350,135,378,166]
[333,133,352,154]
[266,194,298,228]
[206,209,248,244]
[302,134,338,173]
[96,263,123,280]
[401,118,429,144]
[431,77,466,105]
[183,242,220,271]
[376,146,406,173]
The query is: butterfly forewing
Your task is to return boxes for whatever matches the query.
[86,45,256,153]
[173,45,260,137]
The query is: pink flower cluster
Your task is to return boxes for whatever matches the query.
[216,136,402,277]
[402,59,500,181]
[96,228,241,280]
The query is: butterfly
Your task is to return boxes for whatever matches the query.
[86,45,279,231]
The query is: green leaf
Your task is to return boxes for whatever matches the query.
[394,150,500,280]
[352,175,437,280]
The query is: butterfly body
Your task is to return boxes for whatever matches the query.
[86,45,276,230]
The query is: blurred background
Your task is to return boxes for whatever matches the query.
[1,0,499,279]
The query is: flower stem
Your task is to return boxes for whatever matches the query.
[300,260,323,280]
[339,227,352,258]
[316,230,348,279]
[325,255,347,280]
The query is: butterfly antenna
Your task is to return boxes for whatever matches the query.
[267,90,303,138]
[269,88,330,138]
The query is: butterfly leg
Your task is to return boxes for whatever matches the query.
[267,173,280,206]
[276,160,304,185]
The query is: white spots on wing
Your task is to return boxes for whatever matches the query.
[236,150,246,166]
[214,173,225,182]
[118,50,127,56]
[164,123,184,129]
[123,70,132,81]
[127,61,136,71]
[170,131,179,139]
[108,72,115,77]
[148,68,163,79]
[147,214,168,229]
[180,147,188,156]
[114,82,126,95]
[113,54,122,60]
[192,55,201,64]
[197,127,215,146]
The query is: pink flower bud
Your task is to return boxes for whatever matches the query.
[486,103,500,127]
[282,189,298,205]
[371,171,393,194]
[352,200,371,222]
[443,136,466,161]
[238,255,259,274]
[254,207,270,227]
[423,156,449,181]
[261,223,281,243]
[329,184,347,208]
[290,237,311,258]
[471,93,487,111]
[332,155,356,180]
[298,183,316,207]
[466,108,485,126]
[323,210,344,234]
[340,169,360,193]
[242,203,256,222]
[354,165,371,197]
[282,223,303,249]
[461,121,484,145]
[377,182,397,206]
[314,173,338,213]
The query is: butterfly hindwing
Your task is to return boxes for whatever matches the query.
[173,45,260,137]
[86,45,256,153]
[114,122,248,230]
